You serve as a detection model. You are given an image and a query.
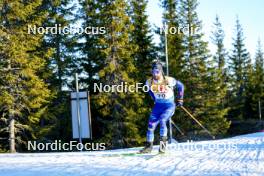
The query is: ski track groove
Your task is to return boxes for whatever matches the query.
[1,132,264,176]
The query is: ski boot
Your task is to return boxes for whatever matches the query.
[139,141,153,153]
[159,136,167,153]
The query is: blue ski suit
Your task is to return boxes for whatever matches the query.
[145,76,184,142]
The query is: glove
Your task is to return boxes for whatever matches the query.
[176,99,183,107]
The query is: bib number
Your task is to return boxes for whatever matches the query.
[157,93,166,99]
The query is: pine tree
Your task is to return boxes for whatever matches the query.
[250,40,264,119]
[178,0,230,136]
[0,0,51,152]
[76,0,104,89]
[129,0,156,138]
[211,15,229,109]
[130,0,156,81]
[228,18,252,120]
[179,0,209,110]
[93,0,146,148]
[160,0,184,79]
[178,0,210,134]
[211,16,228,78]
[42,0,76,90]
[209,15,230,135]
[36,0,76,142]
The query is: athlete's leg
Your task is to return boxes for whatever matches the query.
[159,105,176,138]
[140,112,159,153]
[146,114,159,142]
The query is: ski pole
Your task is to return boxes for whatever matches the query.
[171,120,185,136]
[164,22,173,143]
[180,106,215,139]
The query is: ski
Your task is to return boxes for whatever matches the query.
[102,151,170,160]
[103,152,157,157]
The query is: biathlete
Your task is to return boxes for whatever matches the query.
[140,61,184,153]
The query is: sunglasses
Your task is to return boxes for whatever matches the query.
[152,69,161,74]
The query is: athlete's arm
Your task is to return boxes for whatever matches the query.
[145,80,155,101]
[175,80,184,106]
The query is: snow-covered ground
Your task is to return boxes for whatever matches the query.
[1,132,264,176]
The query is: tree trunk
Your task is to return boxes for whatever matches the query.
[8,59,16,153]
[9,115,16,153]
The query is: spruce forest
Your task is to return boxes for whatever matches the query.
[0,0,263,152]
